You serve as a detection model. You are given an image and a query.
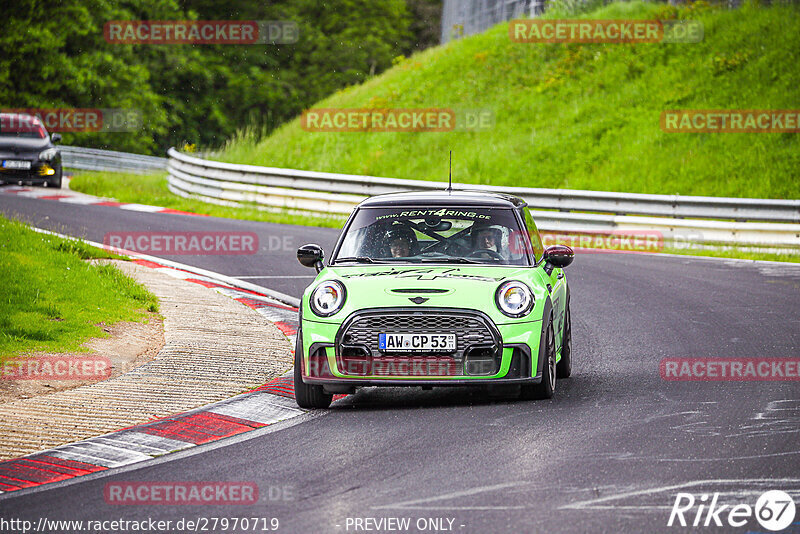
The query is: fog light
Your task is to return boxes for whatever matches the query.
[39,165,55,176]
[464,347,499,376]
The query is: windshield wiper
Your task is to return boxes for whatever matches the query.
[334,256,381,264]
[419,257,482,264]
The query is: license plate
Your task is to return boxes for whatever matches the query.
[2,160,31,170]
[378,333,456,352]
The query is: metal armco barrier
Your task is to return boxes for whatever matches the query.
[164,147,799,249]
[61,145,166,174]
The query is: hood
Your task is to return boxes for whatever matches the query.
[0,136,51,154]
[304,264,545,325]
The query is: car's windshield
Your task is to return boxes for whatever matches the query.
[333,206,531,266]
[0,114,47,139]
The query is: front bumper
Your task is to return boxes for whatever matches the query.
[0,162,59,183]
[301,307,546,386]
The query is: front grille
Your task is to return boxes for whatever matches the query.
[0,164,45,179]
[337,308,500,361]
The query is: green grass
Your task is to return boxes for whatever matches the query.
[218,1,800,199]
[0,216,159,361]
[69,171,346,229]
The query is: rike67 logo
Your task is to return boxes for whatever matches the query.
[668,490,796,531]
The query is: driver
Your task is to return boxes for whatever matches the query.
[385,226,417,258]
[471,222,504,255]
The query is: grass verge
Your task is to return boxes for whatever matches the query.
[68,171,346,229]
[0,215,159,361]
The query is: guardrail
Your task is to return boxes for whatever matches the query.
[166,147,800,250]
[60,145,166,174]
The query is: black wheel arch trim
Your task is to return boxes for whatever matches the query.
[534,295,553,381]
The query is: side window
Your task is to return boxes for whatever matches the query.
[523,208,545,262]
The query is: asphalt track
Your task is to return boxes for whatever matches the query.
[1,189,799,534]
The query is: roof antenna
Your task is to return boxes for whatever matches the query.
[447,150,452,192]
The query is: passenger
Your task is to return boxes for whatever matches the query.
[471,223,504,254]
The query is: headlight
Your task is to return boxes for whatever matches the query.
[310,280,346,317]
[495,280,533,318]
[39,148,58,161]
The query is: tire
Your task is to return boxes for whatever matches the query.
[46,168,62,189]
[293,330,332,409]
[557,304,572,379]
[520,318,556,400]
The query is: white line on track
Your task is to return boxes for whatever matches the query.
[612,450,800,462]
[117,204,167,212]
[373,481,527,510]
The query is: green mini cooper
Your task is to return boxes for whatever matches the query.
[294,190,574,408]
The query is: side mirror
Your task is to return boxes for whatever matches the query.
[543,245,574,272]
[51,133,62,143]
[297,244,324,273]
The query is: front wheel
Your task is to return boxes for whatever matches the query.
[520,318,556,400]
[46,167,62,189]
[293,331,332,409]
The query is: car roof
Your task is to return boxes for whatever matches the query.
[357,190,527,208]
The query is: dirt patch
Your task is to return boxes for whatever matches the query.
[0,260,292,460]
[0,313,164,404]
